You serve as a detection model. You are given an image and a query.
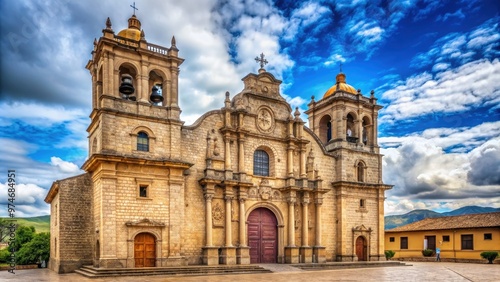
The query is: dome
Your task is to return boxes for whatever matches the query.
[117,15,142,41]
[323,72,358,98]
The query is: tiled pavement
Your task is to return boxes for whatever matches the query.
[1,262,499,281]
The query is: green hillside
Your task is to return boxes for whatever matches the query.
[1,215,50,233]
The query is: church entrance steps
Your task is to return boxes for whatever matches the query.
[292,261,410,271]
[74,264,272,278]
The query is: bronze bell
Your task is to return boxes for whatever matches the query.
[119,74,135,96]
[150,86,163,103]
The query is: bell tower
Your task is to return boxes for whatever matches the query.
[305,71,392,261]
[83,14,191,268]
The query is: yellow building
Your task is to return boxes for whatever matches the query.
[385,212,500,262]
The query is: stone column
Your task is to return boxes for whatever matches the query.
[287,145,294,177]
[221,193,236,265]
[139,58,149,103]
[205,193,214,247]
[300,193,312,262]
[285,194,299,263]
[202,191,218,265]
[238,137,245,174]
[239,198,246,246]
[170,67,179,107]
[313,197,326,263]
[237,191,250,264]
[225,195,233,247]
[302,194,309,246]
[299,148,306,178]
[225,135,232,170]
[107,52,114,98]
[288,198,296,246]
[356,119,362,145]
[373,113,379,146]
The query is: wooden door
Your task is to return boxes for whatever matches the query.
[426,235,436,250]
[355,236,366,261]
[248,208,277,263]
[134,233,156,267]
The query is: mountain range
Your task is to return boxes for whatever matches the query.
[384,206,500,230]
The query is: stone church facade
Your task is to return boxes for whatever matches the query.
[45,15,392,273]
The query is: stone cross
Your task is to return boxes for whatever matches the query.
[255,53,268,69]
[130,2,138,15]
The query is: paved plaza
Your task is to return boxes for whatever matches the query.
[1,262,499,281]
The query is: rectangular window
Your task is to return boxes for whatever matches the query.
[400,237,408,249]
[360,199,366,208]
[461,234,473,250]
[442,235,450,242]
[484,233,492,240]
[389,237,395,242]
[139,185,148,198]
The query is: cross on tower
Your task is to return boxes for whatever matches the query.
[130,2,138,15]
[255,53,268,69]
[339,62,343,73]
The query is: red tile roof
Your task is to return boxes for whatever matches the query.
[386,212,500,232]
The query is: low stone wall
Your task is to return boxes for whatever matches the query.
[0,264,38,271]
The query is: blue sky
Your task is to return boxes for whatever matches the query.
[1,0,499,217]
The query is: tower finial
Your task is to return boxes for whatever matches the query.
[339,62,343,73]
[130,2,138,15]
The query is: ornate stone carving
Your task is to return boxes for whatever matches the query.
[125,218,165,227]
[212,202,224,226]
[256,107,274,133]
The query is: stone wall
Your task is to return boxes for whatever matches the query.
[50,174,93,273]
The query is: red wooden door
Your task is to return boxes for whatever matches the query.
[355,236,366,261]
[248,208,277,263]
[134,233,156,267]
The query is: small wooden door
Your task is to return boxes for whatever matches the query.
[134,233,156,267]
[248,208,278,263]
[355,236,367,261]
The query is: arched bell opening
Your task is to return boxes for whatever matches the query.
[318,115,332,144]
[118,63,138,101]
[148,70,165,105]
[346,113,357,143]
[362,116,372,146]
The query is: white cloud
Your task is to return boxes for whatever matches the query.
[0,183,50,217]
[380,58,500,123]
[381,126,500,214]
[50,156,81,174]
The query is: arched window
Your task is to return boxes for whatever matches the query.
[253,150,269,176]
[137,132,149,151]
[357,162,365,182]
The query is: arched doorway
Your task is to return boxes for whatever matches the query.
[134,232,156,267]
[248,208,278,263]
[355,236,367,261]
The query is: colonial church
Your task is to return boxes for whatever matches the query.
[45,14,392,273]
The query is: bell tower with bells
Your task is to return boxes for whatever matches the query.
[83,12,191,268]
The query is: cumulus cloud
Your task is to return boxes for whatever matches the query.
[381,124,500,215]
[380,58,500,123]
[0,183,50,217]
[50,157,81,174]
[467,138,500,186]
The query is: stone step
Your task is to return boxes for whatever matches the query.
[76,265,272,278]
[294,261,410,271]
